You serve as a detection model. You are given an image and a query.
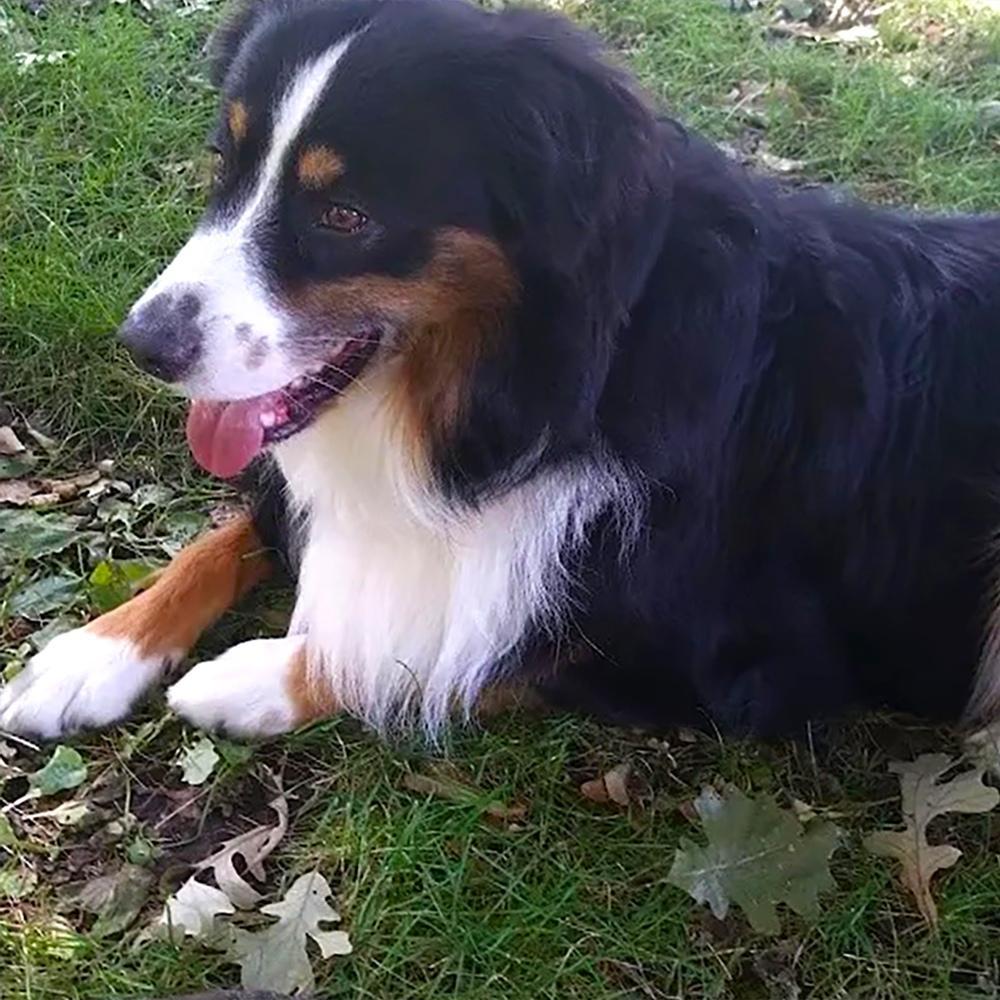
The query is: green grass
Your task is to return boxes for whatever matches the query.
[2,1,1000,998]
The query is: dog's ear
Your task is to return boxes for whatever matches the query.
[431,9,675,498]
[471,9,673,289]
[208,0,275,87]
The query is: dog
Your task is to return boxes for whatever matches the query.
[3,0,1000,743]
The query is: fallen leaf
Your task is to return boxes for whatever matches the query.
[0,864,38,899]
[159,510,211,554]
[0,427,25,455]
[131,483,175,507]
[228,871,352,994]
[24,423,59,454]
[68,864,154,938]
[159,876,236,941]
[0,453,37,480]
[403,764,527,824]
[0,814,17,847]
[0,509,81,560]
[0,480,39,506]
[178,736,220,786]
[215,739,255,768]
[29,615,77,651]
[32,800,94,827]
[580,762,633,807]
[755,149,808,174]
[9,572,81,619]
[88,559,161,613]
[0,470,99,508]
[863,753,999,926]
[29,745,88,796]
[193,789,289,908]
[126,836,157,867]
[668,786,840,934]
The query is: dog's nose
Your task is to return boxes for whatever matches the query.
[118,291,204,383]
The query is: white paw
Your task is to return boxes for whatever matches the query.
[0,629,167,739]
[167,637,304,738]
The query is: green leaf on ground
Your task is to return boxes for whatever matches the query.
[864,753,1000,926]
[178,736,220,786]
[0,509,80,561]
[0,814,17,847]
[9,572,82,619]
[0,453,37,480]
[668,786,840,934]
[227,872,352,994]
[29,745,88,796]
[70,864,154,938]
[131,483,174,507]
[0,865,38,900]
[87,559,160,613]
[29,615,78,651]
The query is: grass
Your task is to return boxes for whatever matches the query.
[2,0,1000,997]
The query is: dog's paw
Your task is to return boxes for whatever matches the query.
[0,629,167,739]
[167,636,305,738]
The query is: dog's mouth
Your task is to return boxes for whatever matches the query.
[186,333,380,479]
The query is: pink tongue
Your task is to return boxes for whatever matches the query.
[186,398,268,479]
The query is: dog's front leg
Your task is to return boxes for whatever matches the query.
[0,514,270,739]
[167,637,340,737]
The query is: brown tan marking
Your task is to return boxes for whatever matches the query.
[228,100,249,143]
[297,146,345,188]
[288,228,518,465]
[286,645,341,725]
[90,513,270,658]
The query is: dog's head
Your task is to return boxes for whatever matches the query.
[121,0,671,488]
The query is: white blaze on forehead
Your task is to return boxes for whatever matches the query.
[130,34,359,399]
[226,33,357,238]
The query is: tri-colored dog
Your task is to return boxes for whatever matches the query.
[3,0,1000,742]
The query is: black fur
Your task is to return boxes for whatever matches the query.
[233,0,1000,737]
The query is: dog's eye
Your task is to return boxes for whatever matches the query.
[319,204,368,234]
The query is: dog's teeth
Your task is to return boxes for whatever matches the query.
[260,411,277,429]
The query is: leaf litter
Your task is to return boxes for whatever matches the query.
[227,872,352,994]
[148,779,352,992]
[579,762,633,807]
[177,736,220,786]
[191,783,289,908]
[402,761,528,826]
[667,786,841,934]
[863,753,999,926]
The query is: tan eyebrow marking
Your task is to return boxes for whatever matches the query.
[297,145,345,188]
[228,100,249,143]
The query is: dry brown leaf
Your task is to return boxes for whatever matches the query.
[0,469,102,507]
[193,787,288,909]
[0,427,25,455]
[0,480,38,505]
[402,765,526,824]
[25,422,59,454]
[580,762,633,807]
[864,753,999,926]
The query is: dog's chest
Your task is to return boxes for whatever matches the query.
[273,377,629,729]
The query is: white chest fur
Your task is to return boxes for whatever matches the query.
[274,369,637,733]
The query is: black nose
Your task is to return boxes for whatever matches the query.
[118,291,204,383]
